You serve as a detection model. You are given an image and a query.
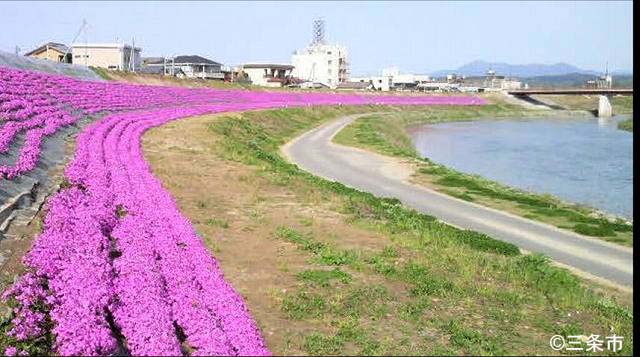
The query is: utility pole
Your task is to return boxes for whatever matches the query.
[63,18,88,65]
[130,37,136,73]
[14,46,20,55]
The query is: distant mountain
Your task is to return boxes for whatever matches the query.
[611,69,633,76]
[432,60,600,78]
[523,72,633,88]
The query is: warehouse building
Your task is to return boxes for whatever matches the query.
[71,43,142,71]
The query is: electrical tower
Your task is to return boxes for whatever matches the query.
[311,18,325,46]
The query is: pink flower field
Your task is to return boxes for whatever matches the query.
[0,66,485,355]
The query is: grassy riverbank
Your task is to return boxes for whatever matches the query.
[333,107,633,247]
[618,118,633,132]
[142,105,632,355]
[532,95,633,114]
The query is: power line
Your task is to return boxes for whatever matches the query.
[62,18,88,62]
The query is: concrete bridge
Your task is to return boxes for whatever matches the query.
[507,88,633,117]
[507,88,633,96]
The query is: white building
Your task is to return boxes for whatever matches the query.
[291,43,348,89]
[241,63,294,87]
[350,75,391,91]
[291,19,348,89]
[351,68,432,91]
[71,43,142,71]
[418,81,460,92]
[484,69,522,91]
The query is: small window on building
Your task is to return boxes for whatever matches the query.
[328,60,332,65]
[327,51,332,55]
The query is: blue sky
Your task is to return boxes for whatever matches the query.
[0,1,633,75]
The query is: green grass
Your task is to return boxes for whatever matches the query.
[333,108,633,246]
[204,217,229,228]
[611,96,634,114]
[618,118,633,132]
[204,106,633,355]
[89,66,112,80]
[297,268,352,287]
[532,95,633,115]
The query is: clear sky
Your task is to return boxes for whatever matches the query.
[0,1,633,75]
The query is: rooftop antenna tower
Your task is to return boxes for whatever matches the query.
[311,18,325,46]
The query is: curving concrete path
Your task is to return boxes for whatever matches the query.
[282,114,633,288]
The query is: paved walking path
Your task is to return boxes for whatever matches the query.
[282,114,633,288]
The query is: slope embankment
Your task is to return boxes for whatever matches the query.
[282,114,633,287]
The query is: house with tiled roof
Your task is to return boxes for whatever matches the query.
[24,42,71,63]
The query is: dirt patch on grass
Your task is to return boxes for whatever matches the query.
[143,115,407,354]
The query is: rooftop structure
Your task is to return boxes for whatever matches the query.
[291,18,349,88]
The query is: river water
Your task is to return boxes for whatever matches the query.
[408,116,633,219]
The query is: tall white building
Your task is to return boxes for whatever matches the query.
[291,19,348,88]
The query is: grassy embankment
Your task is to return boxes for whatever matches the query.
[531,95,633,115]
[618,118,633,132]
[333,103,633,246]
[142,105,632,355]
[89,66,253,89]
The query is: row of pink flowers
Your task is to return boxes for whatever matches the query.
[1,65,486,355]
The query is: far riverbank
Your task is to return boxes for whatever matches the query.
[333,98,633,246]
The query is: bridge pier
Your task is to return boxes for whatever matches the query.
[598,95,613,117]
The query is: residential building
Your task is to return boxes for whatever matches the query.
[351,68,432,92]
[417,81,460,92]
[71,43,142,71]
[483,69,522,91]
[164,55,224,80]
[240,63,294,87]
[221,65,243,82]
[336,81,373,91]
[24,42,71,63]
[142,55,224,79]
[139,57,165,75]
[291,19,349,88]
[291,44,348,88]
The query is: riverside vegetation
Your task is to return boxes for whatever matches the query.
[143,105,632,355]
[333,104,634,246]
[618,118,633,132]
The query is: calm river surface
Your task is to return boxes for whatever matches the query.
[408,116,633,219]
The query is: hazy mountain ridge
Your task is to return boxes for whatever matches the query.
[431,60,621,77]
[523,72,633,88]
